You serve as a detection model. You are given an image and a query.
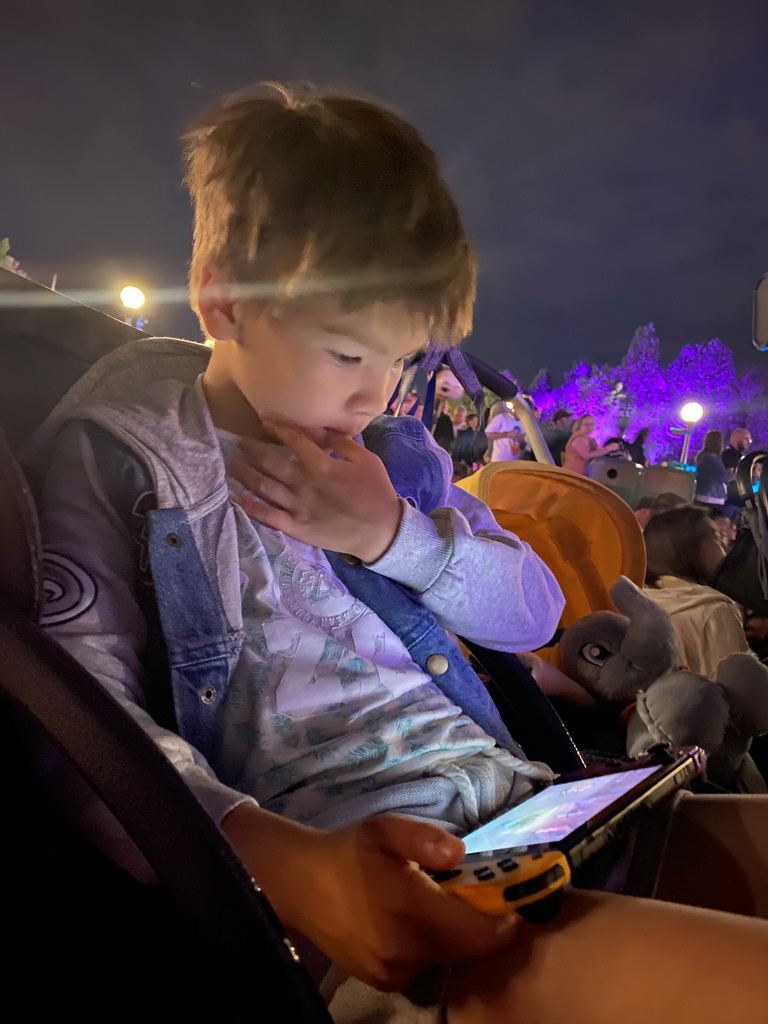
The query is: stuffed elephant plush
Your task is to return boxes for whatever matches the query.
[560,577,768,790]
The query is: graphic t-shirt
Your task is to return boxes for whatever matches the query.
[486,413,522,462]
[214,430,539,831]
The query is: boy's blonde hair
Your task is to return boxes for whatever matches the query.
[183,84,476,343]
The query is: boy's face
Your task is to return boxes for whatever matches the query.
[203,286,429,441]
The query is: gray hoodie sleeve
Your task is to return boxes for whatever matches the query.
[367,485,565,652]
[35,422,255,838]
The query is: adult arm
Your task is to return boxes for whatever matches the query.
[484,415,523,442]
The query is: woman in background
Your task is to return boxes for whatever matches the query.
[562,415,619,474]
[628,427,650,466]
[695,430,730,507]
[643,505,749,678]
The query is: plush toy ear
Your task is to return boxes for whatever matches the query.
[716,654,768,736]
[629,670,730,756]
[606,577,678,678]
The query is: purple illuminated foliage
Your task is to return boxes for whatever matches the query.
[529,324,766,463]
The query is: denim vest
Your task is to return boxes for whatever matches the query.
[129,414,516,764]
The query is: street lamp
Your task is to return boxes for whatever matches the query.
[119,285,147,329]
[679,401,704,465]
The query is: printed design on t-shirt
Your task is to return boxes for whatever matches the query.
[341,737,389,769]
[264,617,374,718]
[40,552,98,626]
[278,549,367,629]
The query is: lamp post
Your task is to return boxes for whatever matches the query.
[679,401,704,465]
[119,285,147,329]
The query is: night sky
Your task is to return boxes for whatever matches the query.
[3,0,768,384]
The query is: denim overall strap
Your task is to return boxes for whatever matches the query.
[147,507,242,761]
[326,552,517,753]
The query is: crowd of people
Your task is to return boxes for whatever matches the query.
[414,397,665,480]
[21,82,768,1024]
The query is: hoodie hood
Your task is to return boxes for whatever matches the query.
[23,337,221,513]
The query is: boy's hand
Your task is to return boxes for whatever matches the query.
[227,422,402,563]
[222,805,517,991]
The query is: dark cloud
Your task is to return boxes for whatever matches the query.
[2,0,767,380]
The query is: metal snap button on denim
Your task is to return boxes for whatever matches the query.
[166,532,183,548]
[341,553,361,566]
[200,686,217,704]
[426,654,449,676]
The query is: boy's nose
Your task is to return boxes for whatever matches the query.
[350,375,392,419]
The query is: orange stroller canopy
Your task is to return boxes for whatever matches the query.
[457,461,646,634]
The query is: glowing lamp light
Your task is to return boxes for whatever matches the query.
[120,285,145,310]
[680,401,704,424]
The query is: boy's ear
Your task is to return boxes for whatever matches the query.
[195,266,240,341]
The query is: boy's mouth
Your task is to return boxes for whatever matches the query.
[325,422,367,438]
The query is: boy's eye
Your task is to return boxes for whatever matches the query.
[329,351,361,366]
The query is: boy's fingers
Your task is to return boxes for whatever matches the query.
[227,461,296,513]
[325,430,368,463]
[234,442,298,486]
[363,815,465,871]
[231,492,295,535]
[261,420,329,469]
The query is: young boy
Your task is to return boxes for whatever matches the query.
[25,83,563,992]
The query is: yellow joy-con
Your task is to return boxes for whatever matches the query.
[429,850,571,918]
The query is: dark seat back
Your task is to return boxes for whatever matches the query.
[0,272,329,1021]
[0,267,145,448]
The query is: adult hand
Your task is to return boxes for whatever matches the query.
[227,421,402,563]
[222,806,517,991]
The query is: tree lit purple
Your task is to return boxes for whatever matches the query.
[530,323,767,463]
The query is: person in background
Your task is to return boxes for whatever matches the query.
[628,427,650,467]
[710,507,738,551]
[541,409,572,467]
[485,400,523,462]
[723,428,752,507]
[634,491,688,531]
[634,496,655,531]
[694,430,730,508]
[451,459,471,483]
[431,399,456,454]
[518,395,542,461]
[388,390,422,418]
[652,491,689,514]
[722,428,752,473]
[453,411,480,467]
[452,406,467,433]
[521,394,541,422]
[562,415,619,474]
[604,418,633,460]
[643,506,749,679]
